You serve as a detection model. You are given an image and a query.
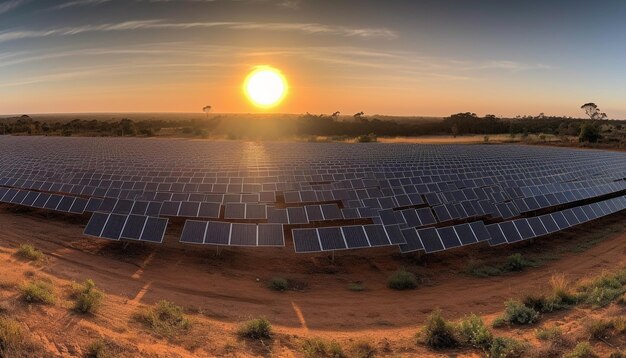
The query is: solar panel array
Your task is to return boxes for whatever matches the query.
[1,136,625,254]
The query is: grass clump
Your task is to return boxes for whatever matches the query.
[421,309,459,349]
[0,317,43,357]
[350,341,376,358]
[563,342,597,358]
[302,337,345,358]
[20,280,55,304]
[535,326,562,341]
[488,336,527,358]
[15,244,44,262]
[71,279,105,314]
[458,313,493,348]
[348,282,365,292]
[237,317,272,340]
[135,300,190,338]
[504,253,536,271]
[523,275,577,313]
[578,270,626,308]
[387,270,417,290]
[268,277,289,291]
[495,299,539,327]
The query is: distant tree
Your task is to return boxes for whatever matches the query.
[451,124,459,138]
[353,111,364,119]
[202,105,212,119]
[581,103,608,120]
[331,111,340,118]
[579,122,601,143]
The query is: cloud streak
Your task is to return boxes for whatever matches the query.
[0,0,29,15]
[0,19,397,43]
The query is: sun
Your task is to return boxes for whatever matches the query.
[243,66,288,108]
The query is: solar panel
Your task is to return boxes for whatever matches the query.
[180,220,208,244]
[245,204,267,220]
[160,201,181,216]
[318,227,346,250]
[364,224,391,246]
[83,212,109,237]
[417,227,444,253]
[179,201,201,217]
[469,221,491,242]
[454,223,478,245]
[321,204,342,220]
[146,201,163,216]
[120,215,148,240]
[112,199,134,214]
[398,228,423,253]
[267,207,288,223]
[205,221,231,245]
[230,223,257,246]
[293,228,321,253]
[527,217,548,237]
[437,226,461,249]
[32,193,51,208]
[539,214,559,233]
[551,211,570,230]
[341,226,370,248]
[140,217,168,243]
[257,224,284,246]
[101,213,127,240]
[287,207,308,224]
[21,191,39,206]
[486,224,507,246]
[198,202,221,218]
[416,208,437,226]
[513,219,535,240]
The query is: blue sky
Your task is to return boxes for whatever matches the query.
[1,0,625,117]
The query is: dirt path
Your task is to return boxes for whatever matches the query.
[1,208,626,356]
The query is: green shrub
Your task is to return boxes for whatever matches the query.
[387,270,417,290]
[499,300,539,326]
[504,253,534,271]
[421,309,459,349]
[0,317,22,355]
[563,342,597,358]
[489,336,527,358]
[458,313,493,348]
[268,277,289,291]
[578,271,626,308]
[350,341,376,358]
[86,339,111,358]
[15,244,43,262]
[535,326,562,341]
[72,279,105,314]
[356,133,377,143]
[586,319,613,341]
[302,337,345,358]
[135,300,190,338]
[237,317,272,340]
[348,282,365,292]
[21,280,55,304]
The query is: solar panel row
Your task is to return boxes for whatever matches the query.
[83,213,168,243]
[180,221,285,246]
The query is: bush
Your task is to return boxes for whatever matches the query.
[350,341,376,358]
[15,244,43,262]
[268,277,289,291]
[498,300,539,326]
[535,326,562,341]
[564,342,597,358]
[504,253,534,271]
[302,338,345,358]
[356,133,377,143]
[72,279,105,314]
[237,317,272,340]
[0,317,22,355]
[348,282,365,292]
[387,270,417,290]
[489,336,527,358]
[135,300,190,338]
[458,313,493,348]
[21,280,55,304]
[578,271,626,308]
[586,319,613,341]
[421,309,459,349]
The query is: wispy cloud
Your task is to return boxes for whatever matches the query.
[0,19,397,43]
[277,0,301,10]
[0,0,29,15]
[52,0,112,10]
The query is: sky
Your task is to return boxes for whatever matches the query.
[1,0,626,117]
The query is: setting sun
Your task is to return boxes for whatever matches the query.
[243,66,288,108]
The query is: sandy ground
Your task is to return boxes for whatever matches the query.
[1,206,626,357]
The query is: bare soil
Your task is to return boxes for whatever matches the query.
[1,206,626,356]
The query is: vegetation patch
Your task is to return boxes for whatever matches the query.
[494,299,539,327]
[466,253,537,277]
[15,244,44,262]
[563,342,597,358]
[348,282,365,292]
[70,279,105,314]
[577,269,626,308]
[20,280,55,304]
[237,317,272,340]
[420,309,459,349]
[85,338,125,358]
[387,270,417,290]
[349,341,376,358]
[0,317,43,357]
[302,337,345,358]
[457,313,493,349]
[135,300,190,338]
[489,336,527,358]
[268,277,289,291]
